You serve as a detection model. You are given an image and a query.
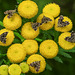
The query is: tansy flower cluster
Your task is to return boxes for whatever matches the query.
[0,0,75,74]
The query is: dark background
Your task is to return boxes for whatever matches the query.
[0,0,75,75]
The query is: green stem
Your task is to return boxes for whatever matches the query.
[0,54,6,56]
[14,32,25,42]
[35,38,42,42]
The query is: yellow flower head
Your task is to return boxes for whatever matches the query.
[7,44,26,63]
[0,65,8,75]
[43,3,60,17]
[22,40,38,55]
[39,40,58,59]
[8,64,21,75]
[3,13,22,30]
[20,62,29,73]
[37,13,54,30]
[58,32,75,50]
[0,29,15,46]
[54,16,73,32]
[18,1,38,19]
[21,22,39,39]
[27,54,46,73]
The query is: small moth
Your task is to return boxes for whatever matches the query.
[31,22,41,31]
[0,32,8,44]
[41,16,52,24]
[29,61,41,72]
[58,15,70,27]
[4,9,16,18]
[65,31,75,43]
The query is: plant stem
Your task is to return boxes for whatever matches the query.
[14,32,25,42]
[35,38,42,42]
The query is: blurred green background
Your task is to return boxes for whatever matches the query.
[0,0,75,75]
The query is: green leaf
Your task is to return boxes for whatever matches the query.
[59,51,72,58]
[64,47,75,53]
[3,59,7,64]
[46,63,52,71]
[54,56,63,63]
[16,0,22,4]
[0,59,3,65]
[21,73,25,75]
[0,21,3,27]
[0,53,6,57]
[13,38,21,43]
[59,46,75,53]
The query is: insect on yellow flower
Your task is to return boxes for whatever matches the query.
[27,54,46,73]
[8,64,21,75]
[20,62,29,73]
[43,3,60,17]
[0,29,15,46]
[21,22,39,39]
[22,40,38,55]
[37,13,54,30]
[58,32,75,50]
[7,44,26,63]
[0,65,8,75]
[3,12,22,30]
[39,40,58,59]
[18,1,38,19]
[54,15,73,32]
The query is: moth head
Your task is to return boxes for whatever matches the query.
[29,61,41,72]
[58,15,69,27]
[4,9,16,19]
[41,16,52,24]
[65,31,75,43]
[0,32,8,44]
[31,22,40,31]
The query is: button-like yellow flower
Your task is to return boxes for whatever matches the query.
[0,29,15,46]
[8,64,21,75]
[55,16,73,32]
[27,54,46,73]
[21,22,39,39]
[43,3,60,17]
[37,13,54,30]
[7,44,26,63]
[22,40,38,55]
[20,62,29,73]
[39,40,58,59]
[3,13,22,30]
[58,32,75,50]
[0,65,8,75]
[18,1,38,19]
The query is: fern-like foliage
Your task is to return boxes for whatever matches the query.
[53,56,63,63]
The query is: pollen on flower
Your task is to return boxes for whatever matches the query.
[43,3,60,17]
[37,13,54,30]
[21,22,39,39]
[0,29,15,46]
[0,65,8,75]
[27,54,46,73]
[22,40,38,55]
[3,13,22,30]
[58,32,75,50]
[39,40,58,58]
[18,1,38,19]
[7,44,26,63]
[54,16,73,32]
[8,64,21,75]
[20,62,29,73]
